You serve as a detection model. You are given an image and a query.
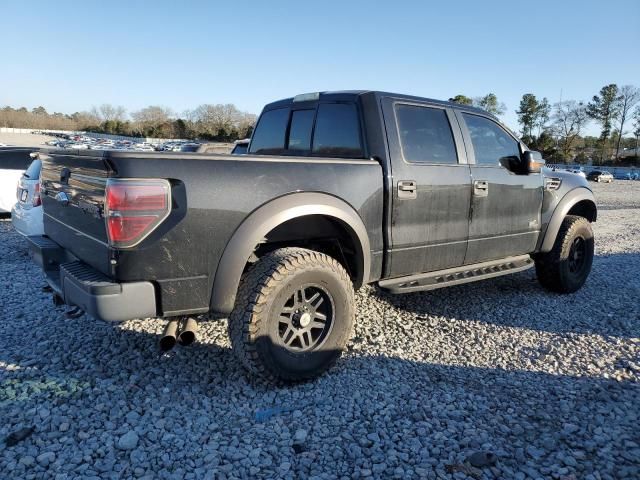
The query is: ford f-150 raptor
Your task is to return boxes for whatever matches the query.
[28,91,597,381]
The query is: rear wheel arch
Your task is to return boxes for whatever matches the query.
[210,193,371,315]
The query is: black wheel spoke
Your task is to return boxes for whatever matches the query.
[276,284,334,352]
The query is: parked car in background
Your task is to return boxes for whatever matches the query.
[587,170,613,183]
[0,147,35,213]
[11,158,44,236]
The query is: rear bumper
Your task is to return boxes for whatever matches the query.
[11,204,44,237]
[27,235,157,322]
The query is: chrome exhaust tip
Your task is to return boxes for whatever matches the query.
[159,319,179,351]
[177,317,198,346]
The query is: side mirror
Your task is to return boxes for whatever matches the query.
[522,150,545,174]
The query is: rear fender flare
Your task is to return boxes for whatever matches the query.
[539,187,597,252]
[210,192,371,315]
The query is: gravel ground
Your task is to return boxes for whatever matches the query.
[1,181,639,480]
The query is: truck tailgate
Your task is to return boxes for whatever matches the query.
[40,150,112,275]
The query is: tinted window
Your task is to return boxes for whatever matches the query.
[180,144,199,152]
[462,114,520,165]
[288,109,314,152]
[395,105,458,164]
[231,144,248,155]
[249,108,289,154]
[312,103,362,158]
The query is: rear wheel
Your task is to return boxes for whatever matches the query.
[228,248,355,382]
[534,215,594,293]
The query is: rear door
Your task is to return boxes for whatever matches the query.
[455,111,543,264]
[382,98,472,277]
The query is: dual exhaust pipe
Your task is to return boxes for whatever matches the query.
[160,317,198,351]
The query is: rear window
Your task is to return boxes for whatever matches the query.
[249,108,289,154]
[288,109,315,153]
[249,102,363,158]
[312,103,363,158]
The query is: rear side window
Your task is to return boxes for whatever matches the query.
[249,108,289,154]
[312,103,363,158]
[395,105,458,164]
[462,113,520,165]
[287,109,315,152]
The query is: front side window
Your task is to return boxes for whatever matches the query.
[312,103,363,158]
[395,104,458,164]
[249,107,289,154]
[462,113,520,165]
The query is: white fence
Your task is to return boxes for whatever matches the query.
[547,164,639,176]
[0,127,183,145]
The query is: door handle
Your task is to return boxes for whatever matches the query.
[398,180,417,199]
[473,180,489,197]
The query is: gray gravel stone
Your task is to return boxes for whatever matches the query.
[36,451,55,466]
[117,431,139,451]
[0,181,638,479]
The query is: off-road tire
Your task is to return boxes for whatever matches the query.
[534,215,594,293]
[228,248,355,382]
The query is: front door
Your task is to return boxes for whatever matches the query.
[456,111,543,264]
[382,98,472,277]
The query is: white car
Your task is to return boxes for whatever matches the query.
[11,159,44,236]
[0,148,34,213]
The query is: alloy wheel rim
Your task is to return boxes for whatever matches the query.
[277,284,334,352]
[568,237,586,274]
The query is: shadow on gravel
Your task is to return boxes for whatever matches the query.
[372,252,640,339]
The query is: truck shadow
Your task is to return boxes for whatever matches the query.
[371,252,640,339]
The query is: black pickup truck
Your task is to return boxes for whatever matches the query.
[29,91,597,381]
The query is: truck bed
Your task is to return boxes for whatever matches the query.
[39,149,384,316]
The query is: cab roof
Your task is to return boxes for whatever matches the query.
[262,90,493,118]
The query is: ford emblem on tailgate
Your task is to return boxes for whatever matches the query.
[55,192,70,206]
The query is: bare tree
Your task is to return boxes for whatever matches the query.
[188,104,256,139]
[633,106,640,154]
[131,106,173,128]
[552,101,589,161]
[91,104,127,122]
[614,85,640,159]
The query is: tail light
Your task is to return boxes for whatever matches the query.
[32,183,41,207]
[105,179,171,248]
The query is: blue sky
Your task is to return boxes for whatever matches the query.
[1,0,638,135]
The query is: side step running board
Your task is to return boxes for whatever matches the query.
[378,255,534,294]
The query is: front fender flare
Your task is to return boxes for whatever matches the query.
[210,192,371,315]
[539,187,596,252]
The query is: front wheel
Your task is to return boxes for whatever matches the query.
[228,248,355,382]
[534,215,594,293]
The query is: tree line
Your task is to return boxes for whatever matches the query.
[449,85,640,165]
[2,85,639,161]
[0,103,256,141]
